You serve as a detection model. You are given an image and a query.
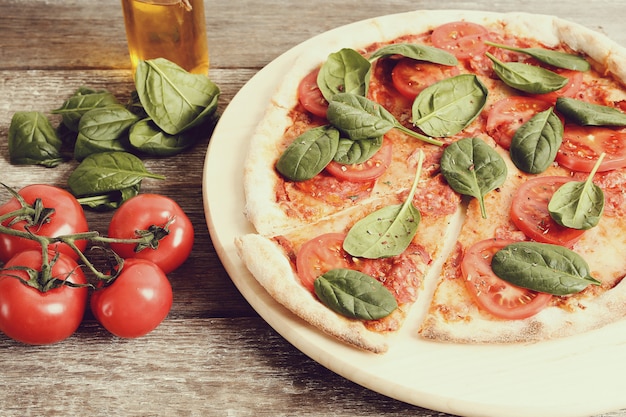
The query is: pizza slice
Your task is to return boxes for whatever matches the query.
[237,155,461,353]
[419,133,626,343]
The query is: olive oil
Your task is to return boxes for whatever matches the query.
[121,0,209,75]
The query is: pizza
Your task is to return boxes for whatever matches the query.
[234,10,626,353]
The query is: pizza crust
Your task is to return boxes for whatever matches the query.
[235,233,391,353]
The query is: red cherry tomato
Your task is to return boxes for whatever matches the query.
[296,233,350,292]
[556,125,626,172]
[461,239,553,320]
[531,69,584,104]
[298,67,328,118]
[510,176,586,247]
[0,184,89,262]
[431,21,490,60]
[325,139,393,182]
[90,258,173,338]
[391,58,460,100]
[486,96,553,149]
[107,194,194,274]
[0,250,88,345]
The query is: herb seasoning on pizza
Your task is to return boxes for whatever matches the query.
[236,11,626,353]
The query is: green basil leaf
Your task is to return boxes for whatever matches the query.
[74,105,139,161]
[68,151,165,197]
[412,74,488,137]
[343,150,424,258]
[486,52,568,94]
[76,184,141,211]
[333,136,383,164]
[52,88,119,132]
[329,93,443,146]
[440,137,507,219]
[369,43,458,66]
[327,93,396,139]
[317,48,371,101]
[510,107,563,174]
[7,111,64,168]
[314,268,398,320]
[491,241,601,295]
[548,154,605,230]
[128,118,204,157]
[484,41,590,71]
[135,58,220,135]
[275,125,340,181]
[555,97,626,126]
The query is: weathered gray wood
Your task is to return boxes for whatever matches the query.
[0,0,625,416]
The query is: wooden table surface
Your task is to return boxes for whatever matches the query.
[1,1,625,416]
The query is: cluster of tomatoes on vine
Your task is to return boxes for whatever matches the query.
[0,184,194,345]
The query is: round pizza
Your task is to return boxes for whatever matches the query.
[234,10,626,353]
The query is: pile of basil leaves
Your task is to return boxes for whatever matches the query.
[7,58,220,210]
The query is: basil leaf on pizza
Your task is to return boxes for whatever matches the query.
[275,125,340,181]
[343,151,424,258]
[555,97,626,126]
[333,136,383,164]
[412,74,488,137]
[317,48,371,101]
[328,93,443,145]
[548,154,605,230]
[314,269,398,320]
[440,137,507,219]
[484,41,591,71]
[368,43,458,66]
[491,242,601,296]
[509,107,563,174]
[486,52,569,94]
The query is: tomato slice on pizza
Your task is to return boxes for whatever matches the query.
[557,125,626,172]
[510,176,586,247]
[461,239,553,320]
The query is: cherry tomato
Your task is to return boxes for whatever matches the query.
[107,194,194,274]
[325,139,393,182]
[298,67,328,118]
[461,238,553,320]
[90,258,173,338]
[431,21,490,60]
[391,58,460,100]
[296,233,350,292]
[0,184,89,263]
[486,96,552,149]
[0,250,88,345]
[510,176,586,247]
[531,69,584,104]
[556,125,626,172]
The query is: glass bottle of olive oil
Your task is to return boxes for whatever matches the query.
[121,0,209,75]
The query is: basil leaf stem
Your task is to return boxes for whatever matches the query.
[509,107,563,174]
[317,48,371,102]
[486,52,569,94]
[548,153,605,230]
[440,137,507,219]
[555,97,626,126]
[412,74,488,137]
[484,41,590,71]
[314,268,398,320]
[491,241,601,295]
[343,150,424,258]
